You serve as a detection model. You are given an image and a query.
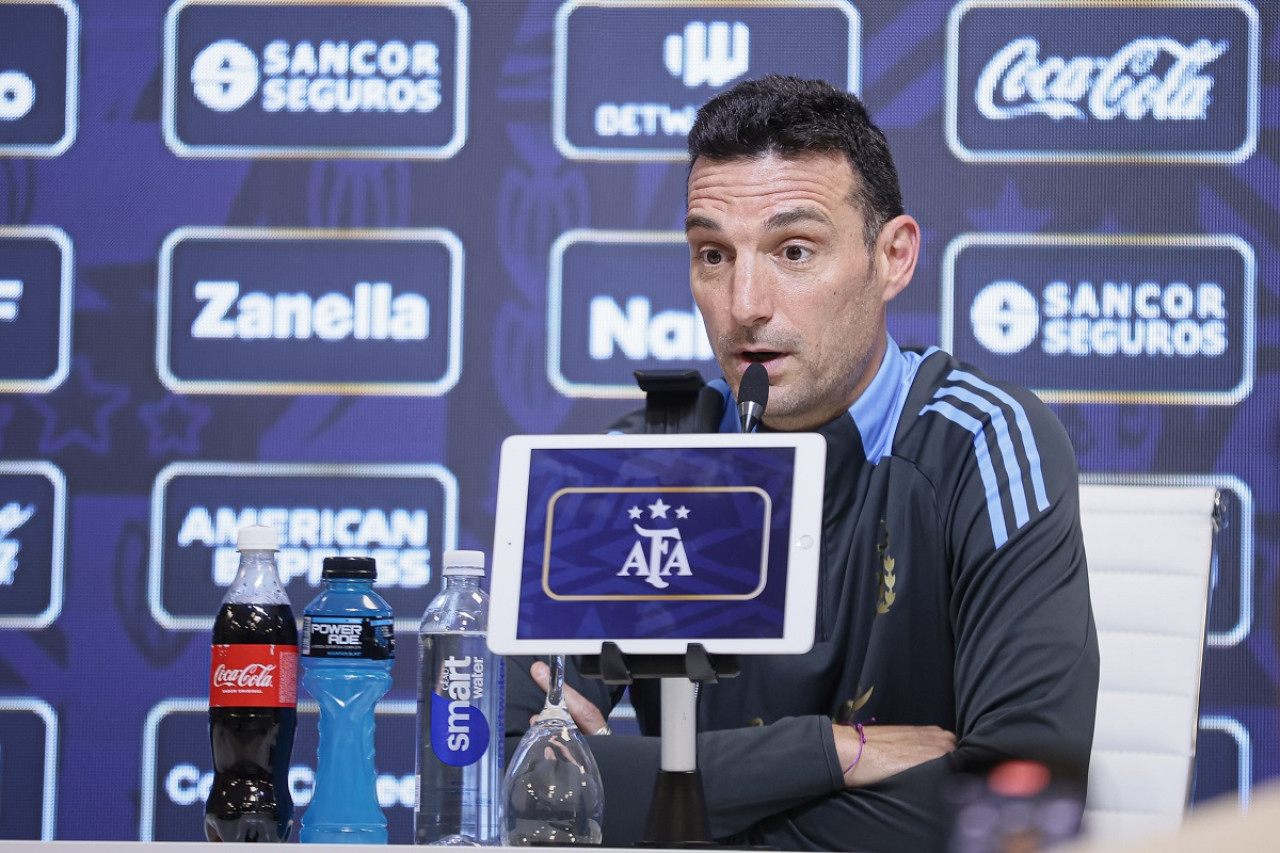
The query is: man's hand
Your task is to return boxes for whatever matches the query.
[833,723,956,788]
[529,660,613,736]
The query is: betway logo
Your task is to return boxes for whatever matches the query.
[0,71,35,120]
[191,281,428,341]
[977,36,1226,121]
[664,21,749,88]
[589,296,712,361]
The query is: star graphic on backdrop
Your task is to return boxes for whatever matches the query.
[648,498,670,519]
[965,180,1054,232]
[627,506,642,520]
[139,393,213,456]
[26,355,129,455]
[675,505,691,519]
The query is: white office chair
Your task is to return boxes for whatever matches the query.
[1078,483,1219,840]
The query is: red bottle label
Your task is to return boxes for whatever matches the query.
[209,644,298,708]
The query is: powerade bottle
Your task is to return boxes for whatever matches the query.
[299,556,395,844]
[205,525,298,842]
[415,550,505,845]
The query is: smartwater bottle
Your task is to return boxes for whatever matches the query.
[300,556,395,844]
[415,549,505,845]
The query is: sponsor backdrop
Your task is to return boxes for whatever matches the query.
[0,0,1275,842]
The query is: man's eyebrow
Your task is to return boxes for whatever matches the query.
[763,206,833,231]
[684,214,719,233]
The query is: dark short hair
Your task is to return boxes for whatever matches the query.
[687,75,904,247]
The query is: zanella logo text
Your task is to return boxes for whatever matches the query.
[158,228,462,395]
[946,1,1259,162]
[212,663,276,689]
[978,37,1223,121]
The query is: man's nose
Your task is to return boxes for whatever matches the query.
[729,257,773,328]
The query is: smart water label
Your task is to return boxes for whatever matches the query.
[148,461,457,633]
[157,227,462,395]
[0,462,66,629]
[555,1,859,160]
[0,699,57,840]
[163,0,468,158]
[0,227,73,393]
[945,0,1259,163]
[140,698,417,842]
[0,0,78,156]
[942,234,1254,404]
[549,230,714,397]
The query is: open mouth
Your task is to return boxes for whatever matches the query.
[742,351,781,364]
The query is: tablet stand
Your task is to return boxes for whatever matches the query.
[581,642,739,846]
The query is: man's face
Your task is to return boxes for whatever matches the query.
[686,151,896,431]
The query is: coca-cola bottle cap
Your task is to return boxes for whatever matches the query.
[322,555,377,580]
[236,524,279,552]
[442,549,485,577]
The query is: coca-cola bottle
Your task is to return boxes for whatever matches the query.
[205,524,299,842]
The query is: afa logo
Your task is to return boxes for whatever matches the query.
[0,502,37,586]
[616,498,695,590]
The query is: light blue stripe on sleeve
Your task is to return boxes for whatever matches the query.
[919,399,1010,547]
[933,385,1031,529]
[948,369,1050,512]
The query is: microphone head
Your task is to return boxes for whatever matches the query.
[737,363,769,433]
[738,362,770,410]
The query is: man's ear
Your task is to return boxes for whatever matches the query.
[877,214,920,302]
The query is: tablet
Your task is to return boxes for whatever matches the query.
[487,432,826,656]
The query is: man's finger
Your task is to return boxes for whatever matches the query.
[529,661,612,735]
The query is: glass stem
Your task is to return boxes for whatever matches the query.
[545,653,566,712]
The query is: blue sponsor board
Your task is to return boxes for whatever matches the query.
[0,0,78,156]
[157,228,462,395]
[0,699,57,840]
[555,0,859,160]
[942,235,1255,404]
[0,227,73,393]
[516,445,794,642]
[549,230,713,397]
[0,462,66,630]
[140,699,417,842]
[163,0,468,158]
[147,462,458,633]
[945,0,1259,163]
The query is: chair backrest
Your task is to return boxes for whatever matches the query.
[1078,483,1218,840]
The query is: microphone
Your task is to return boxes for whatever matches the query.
[737,362,769,434]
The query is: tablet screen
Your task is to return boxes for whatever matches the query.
[488,433,825,656]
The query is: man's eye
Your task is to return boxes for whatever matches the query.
[703,249,724,265]
[783,245,808,261]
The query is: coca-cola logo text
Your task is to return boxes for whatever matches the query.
[212,663,276,689]
[977,36,1226,121]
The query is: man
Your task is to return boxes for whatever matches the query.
[506,75,1099,851]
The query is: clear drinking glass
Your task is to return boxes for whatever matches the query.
[502,655,605,845]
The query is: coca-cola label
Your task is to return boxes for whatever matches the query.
[301,615,394,660]
[945,0,1258,162]
[209,644,297,707]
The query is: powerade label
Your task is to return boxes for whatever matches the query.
[209,643,298,707]
[428,654,490,767]
[301,615,394,659]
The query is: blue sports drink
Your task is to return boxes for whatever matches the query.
[299,556,395,844]
[415,549,505,845]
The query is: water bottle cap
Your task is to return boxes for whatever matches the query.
[322,555,377,580]
[236,524,278,551]
[442,549,485,577]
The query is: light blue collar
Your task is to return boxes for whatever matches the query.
[848,335,933,463]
